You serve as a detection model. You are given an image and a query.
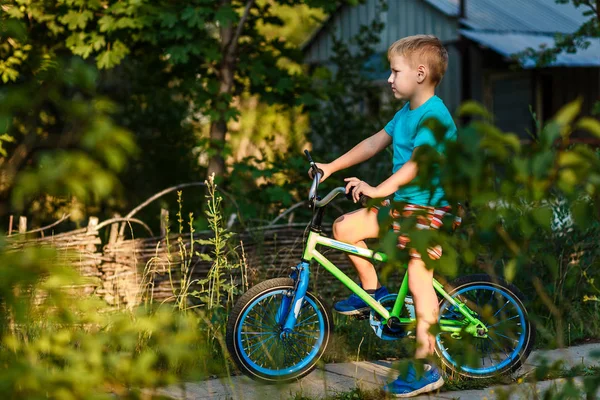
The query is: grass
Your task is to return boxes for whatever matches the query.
[291,387,383,400]
[322,314,413,363]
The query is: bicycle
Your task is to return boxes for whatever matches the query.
[226,151,535,383]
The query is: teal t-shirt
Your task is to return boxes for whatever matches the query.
[384,95,456,206]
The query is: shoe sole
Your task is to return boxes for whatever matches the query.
[390,377,444,398]
[333,307,370,316]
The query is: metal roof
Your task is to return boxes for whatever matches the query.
[422,0,459,17]
[460,29,600,67]
[424,0,589,33]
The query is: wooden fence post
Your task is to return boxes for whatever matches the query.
[87,216,99,233]
[86,217,99,252]
[160,208,169,237]
[108,213,120,244]
[18,216,27,234]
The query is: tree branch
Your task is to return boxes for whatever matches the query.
[226,0,256,60]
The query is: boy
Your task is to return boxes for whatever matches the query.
[311,35,457,397]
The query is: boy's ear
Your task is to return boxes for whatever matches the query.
[416,64,427,84]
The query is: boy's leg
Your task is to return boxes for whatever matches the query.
[332,208,381,289]
[331,207,390,315]
[382,257,443,397]
[383,205,450,397]
[407,257,438,358]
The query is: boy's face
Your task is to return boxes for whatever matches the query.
[387,55,420,100]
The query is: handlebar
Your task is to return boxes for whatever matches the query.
[304,150,371,209]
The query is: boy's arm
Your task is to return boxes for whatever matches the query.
[345,148,419,202]
[374,157,418,198]
[330,129,391,172]
[314,129,391,182]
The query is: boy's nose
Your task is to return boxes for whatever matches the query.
[387,73,393,83]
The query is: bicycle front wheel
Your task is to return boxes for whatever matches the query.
[435,274,535,379]
[226,278,333,383]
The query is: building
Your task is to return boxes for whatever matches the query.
[303,0,600,138]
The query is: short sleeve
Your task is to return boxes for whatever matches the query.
[384,114,397,136]
[414,113,439,148]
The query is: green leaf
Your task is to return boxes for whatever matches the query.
[531,206,552,228]
[60,10,94,30]
[0,133,15,157]
[198,253,212,262]
[577,117,600,138]
[215,5,238,25]
[5,5,24,18]
[90,33,106,51]
[98,15,116,32]
[554,99,582,126]
[182,7,205,28]
[504,260,517,282]
[558,152,585,168]
[457,101,492,120]
[159,12,178,28]
[1,67,19,83]
[96,40,130,69]
[115,17,138,30]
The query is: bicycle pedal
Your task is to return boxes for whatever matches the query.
[352,311,370,320]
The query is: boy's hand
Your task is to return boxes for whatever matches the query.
[308,162,332,182]
[344,177,378,203]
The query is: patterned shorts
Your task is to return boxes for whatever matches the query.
[370,199,462,260]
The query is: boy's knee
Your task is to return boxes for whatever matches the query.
[332,216,346,240]
[408,260,433,287]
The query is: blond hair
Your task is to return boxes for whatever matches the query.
[387,35,448,86]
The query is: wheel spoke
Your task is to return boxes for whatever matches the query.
[244,316,274,331]
[492,300,510,318]
[290,331,319,340]
[295,312,319,327]
[243,332,278,336]
[493,331,519,344]
[245,334,277,359]
[286,339,304,363]
[259,335,279,368]
[488,315,519,328]
[488,336,511,359]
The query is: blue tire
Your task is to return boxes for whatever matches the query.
[226,278,333,383]
[435,274,535,379]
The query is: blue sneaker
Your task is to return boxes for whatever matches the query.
[333,286,389,315]
[383,363,444,398]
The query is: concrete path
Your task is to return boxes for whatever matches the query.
[157,343,600,400]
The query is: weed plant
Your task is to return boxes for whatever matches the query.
[0,174,250,398]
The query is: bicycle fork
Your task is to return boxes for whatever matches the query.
[276,261,310,335]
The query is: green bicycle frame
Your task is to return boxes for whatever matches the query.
[301,230,488,337]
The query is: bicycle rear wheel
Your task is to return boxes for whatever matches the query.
[226,278,333,383]
[435,274,535,379]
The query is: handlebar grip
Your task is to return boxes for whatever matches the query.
[345,187,371,208]
[304,150,314,164]
[309,167,324,180]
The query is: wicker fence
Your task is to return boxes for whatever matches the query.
[5,188,356,308]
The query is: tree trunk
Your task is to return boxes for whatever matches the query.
[205,0,255,180]
[207,119,227,177]
[207,0,234,179]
